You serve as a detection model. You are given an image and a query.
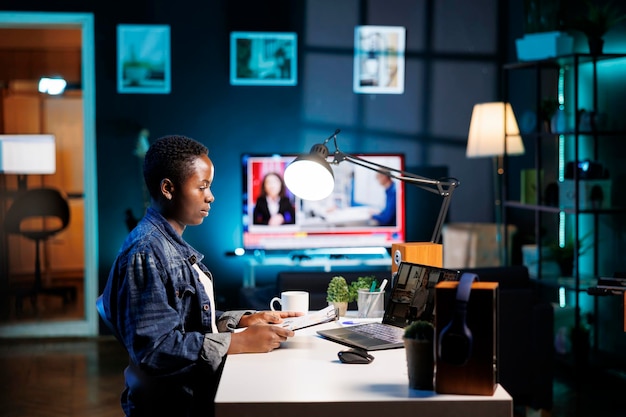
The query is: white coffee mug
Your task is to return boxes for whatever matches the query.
[270,291,309,314]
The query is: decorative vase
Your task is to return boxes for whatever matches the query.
[403,337,434,390]
[330,301,348,317]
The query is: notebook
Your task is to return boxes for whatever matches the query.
[317,261,461,351]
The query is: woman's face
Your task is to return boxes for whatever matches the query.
[264,174,282,198]
[168,154,215,233]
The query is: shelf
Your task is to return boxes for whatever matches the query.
[520,129,626,139]
[503,52,626,364]
[531,276,598,292]
[504,53,626,70]
[504,200,626,214]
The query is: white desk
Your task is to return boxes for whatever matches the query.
[215,320,513,417]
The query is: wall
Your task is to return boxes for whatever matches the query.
[1,0,531,309]
[4,0,626,361]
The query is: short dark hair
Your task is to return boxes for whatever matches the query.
[143,135,209,201]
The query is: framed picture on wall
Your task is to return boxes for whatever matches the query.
[353,26,406,94]
[230,32,297,86]
[117,24,171,94]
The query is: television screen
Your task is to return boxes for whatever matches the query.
[241,153,406,251]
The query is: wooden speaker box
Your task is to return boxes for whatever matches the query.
[391,242,442,273]
[434,280,498,396]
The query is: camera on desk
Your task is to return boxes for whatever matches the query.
[559,160,611,210]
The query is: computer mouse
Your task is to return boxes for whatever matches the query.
[338,348,375,364]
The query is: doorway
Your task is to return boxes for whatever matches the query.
[0,12,98,337]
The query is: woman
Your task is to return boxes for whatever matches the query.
[252,172,296,225]
[100,135,301,417]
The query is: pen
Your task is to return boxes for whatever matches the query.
[378,279,388,292]
[369,281,377,292]
[341,321,358,325]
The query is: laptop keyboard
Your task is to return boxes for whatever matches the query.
[350,323,404,343]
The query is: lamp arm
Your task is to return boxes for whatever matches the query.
[337,152,458,197]
[335,151,459,244]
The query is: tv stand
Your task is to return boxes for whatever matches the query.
[292,246,389,259]
[241,247,391,287]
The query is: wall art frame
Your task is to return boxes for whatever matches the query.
[117,24,171,94]
[230,31,297,86]
[353,25,406,94]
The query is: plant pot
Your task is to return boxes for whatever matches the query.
[403,337,434,390]
[587,36,604,56]
[329,301,348,317]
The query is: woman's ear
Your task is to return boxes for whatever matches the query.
[160,178,175,201]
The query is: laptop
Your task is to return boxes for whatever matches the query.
[317,261,461,351]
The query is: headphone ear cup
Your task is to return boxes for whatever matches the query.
[437,273,477,366]
[437,301,473,366]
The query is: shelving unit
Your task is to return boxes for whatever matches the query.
[501,53,626,371]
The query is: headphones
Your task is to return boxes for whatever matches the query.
[437,272,478,366]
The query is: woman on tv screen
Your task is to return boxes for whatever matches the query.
[253,172,296,225]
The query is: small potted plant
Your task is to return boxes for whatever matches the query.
[567,0,626,55]
[403,320,435,390]
[326,276,350,317]
[349,276,387,318]
[348,275,376,302]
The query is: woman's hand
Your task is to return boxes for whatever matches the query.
[238,310,303,328]
[228,324,296,353]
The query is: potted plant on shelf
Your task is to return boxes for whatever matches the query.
[326,276,350,317]
[566,0,626,55]
[545,232,592,277]
[403,320,435,390]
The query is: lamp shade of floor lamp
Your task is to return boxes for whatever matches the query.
[466,102,524,158]
[466,102,524,265]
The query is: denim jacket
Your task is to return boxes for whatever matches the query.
[101,207,251,416]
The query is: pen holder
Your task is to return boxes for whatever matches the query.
[357,290,385,318]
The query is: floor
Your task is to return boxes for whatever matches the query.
[0,337,625,417]
[0,279,84,325]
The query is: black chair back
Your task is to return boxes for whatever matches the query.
[4,187,70,239]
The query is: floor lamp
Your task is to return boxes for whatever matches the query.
[0,134,56,190]
[466,102,524,265]
[0,134,57,312]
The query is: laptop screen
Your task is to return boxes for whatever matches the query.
[383,262,460,328]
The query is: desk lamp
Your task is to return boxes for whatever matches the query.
[466,102,524,264]
[284,129,459,266]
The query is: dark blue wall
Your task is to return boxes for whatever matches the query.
[0,0,524,307]
[12,0,626,310]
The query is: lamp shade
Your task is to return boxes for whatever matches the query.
[284,144,335,200]
[0,134,56,174]
[466,102,524,158]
